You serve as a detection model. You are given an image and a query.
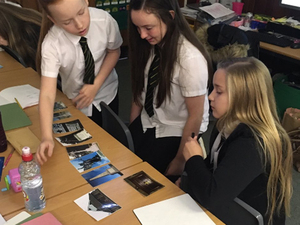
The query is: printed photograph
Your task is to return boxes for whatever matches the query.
[124,171,164,196]
[82,164,122,187]
[53,119,84,133]
[66,142,103,160]
[53,111,72,121]
[74,188,121,221]
[70,150,110,173]
[55,129,92,146]
[53,101,67,112]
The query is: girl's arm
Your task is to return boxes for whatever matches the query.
[165,95,205,176]
[72,47,121,109]
[36,76,57,165]
[184,137,263,209]
[130,101,142,124]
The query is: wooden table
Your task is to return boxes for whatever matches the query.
[260,42,300,61]
[0,67,72,108]
[0,108,142,216]
[0,51,25,73]
[0,65,224,225]
[4,162,224,225]
[0,67,142,217]
[0,105,143,216]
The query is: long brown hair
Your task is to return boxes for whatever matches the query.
[128,0,213,107]
[217,57,292,225]
[35,0,59,75]
[0,3,42,69]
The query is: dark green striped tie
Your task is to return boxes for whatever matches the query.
[79,37,95,84]
[144,46,160,117]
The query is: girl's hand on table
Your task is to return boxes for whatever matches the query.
[36,139,54,165]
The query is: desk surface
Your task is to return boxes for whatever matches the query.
[0,107,142,217]
[0,63,224,225]
[0,51,25,73]
[0,67,71,107]
[4,162,224,225]
[0,67,142,217]
[260,42,300,61]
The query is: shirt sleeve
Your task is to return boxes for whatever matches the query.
[179,51,208,97]
[105,13,123,50]
[184,137,264,209]
[41,36,60,78]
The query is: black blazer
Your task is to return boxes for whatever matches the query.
[183,123,285,225]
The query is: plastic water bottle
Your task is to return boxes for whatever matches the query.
[19,146,46,212]
[244,12,253,28]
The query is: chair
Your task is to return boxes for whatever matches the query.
[100,101,135,152]
[0,45,27,68]
[234,197,264,225]
[57,74,62,91]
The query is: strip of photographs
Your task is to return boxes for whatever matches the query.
[67,142,122,187]
[52,102,122,187]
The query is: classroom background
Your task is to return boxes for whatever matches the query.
[1,0,300,224]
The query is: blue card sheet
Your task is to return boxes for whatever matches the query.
[0,157,4,181]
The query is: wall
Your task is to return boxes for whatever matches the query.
[16,0,129,45]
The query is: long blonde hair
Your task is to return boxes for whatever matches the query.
[216,57,292,225]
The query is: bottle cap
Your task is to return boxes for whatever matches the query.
[22,146,33,161]
[246,12,253,17]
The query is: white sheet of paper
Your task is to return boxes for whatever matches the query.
[200,3,233,19]
[0,96,12,106]
[0,84,39,109]
[74,192,111,221]
[133,194,216,225]
[4,211,30,225]
[0,214,6,225]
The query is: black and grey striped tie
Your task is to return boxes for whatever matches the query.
[144,46,160,117]
[79,37,95,84]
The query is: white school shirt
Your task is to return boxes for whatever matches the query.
[41,7,123,116]
[140,37,209,138]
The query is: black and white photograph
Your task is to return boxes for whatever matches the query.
[55,129,92,146]
[53,111,72,121]
[53,101,67,112]
[74,188,121,221]
[66,142,102,160]
[52,119,84,133]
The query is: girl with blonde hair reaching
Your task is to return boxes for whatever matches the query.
[35,0,122,165]
[179,57,293,225]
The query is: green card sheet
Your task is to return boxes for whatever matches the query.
[0,103,32,131]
